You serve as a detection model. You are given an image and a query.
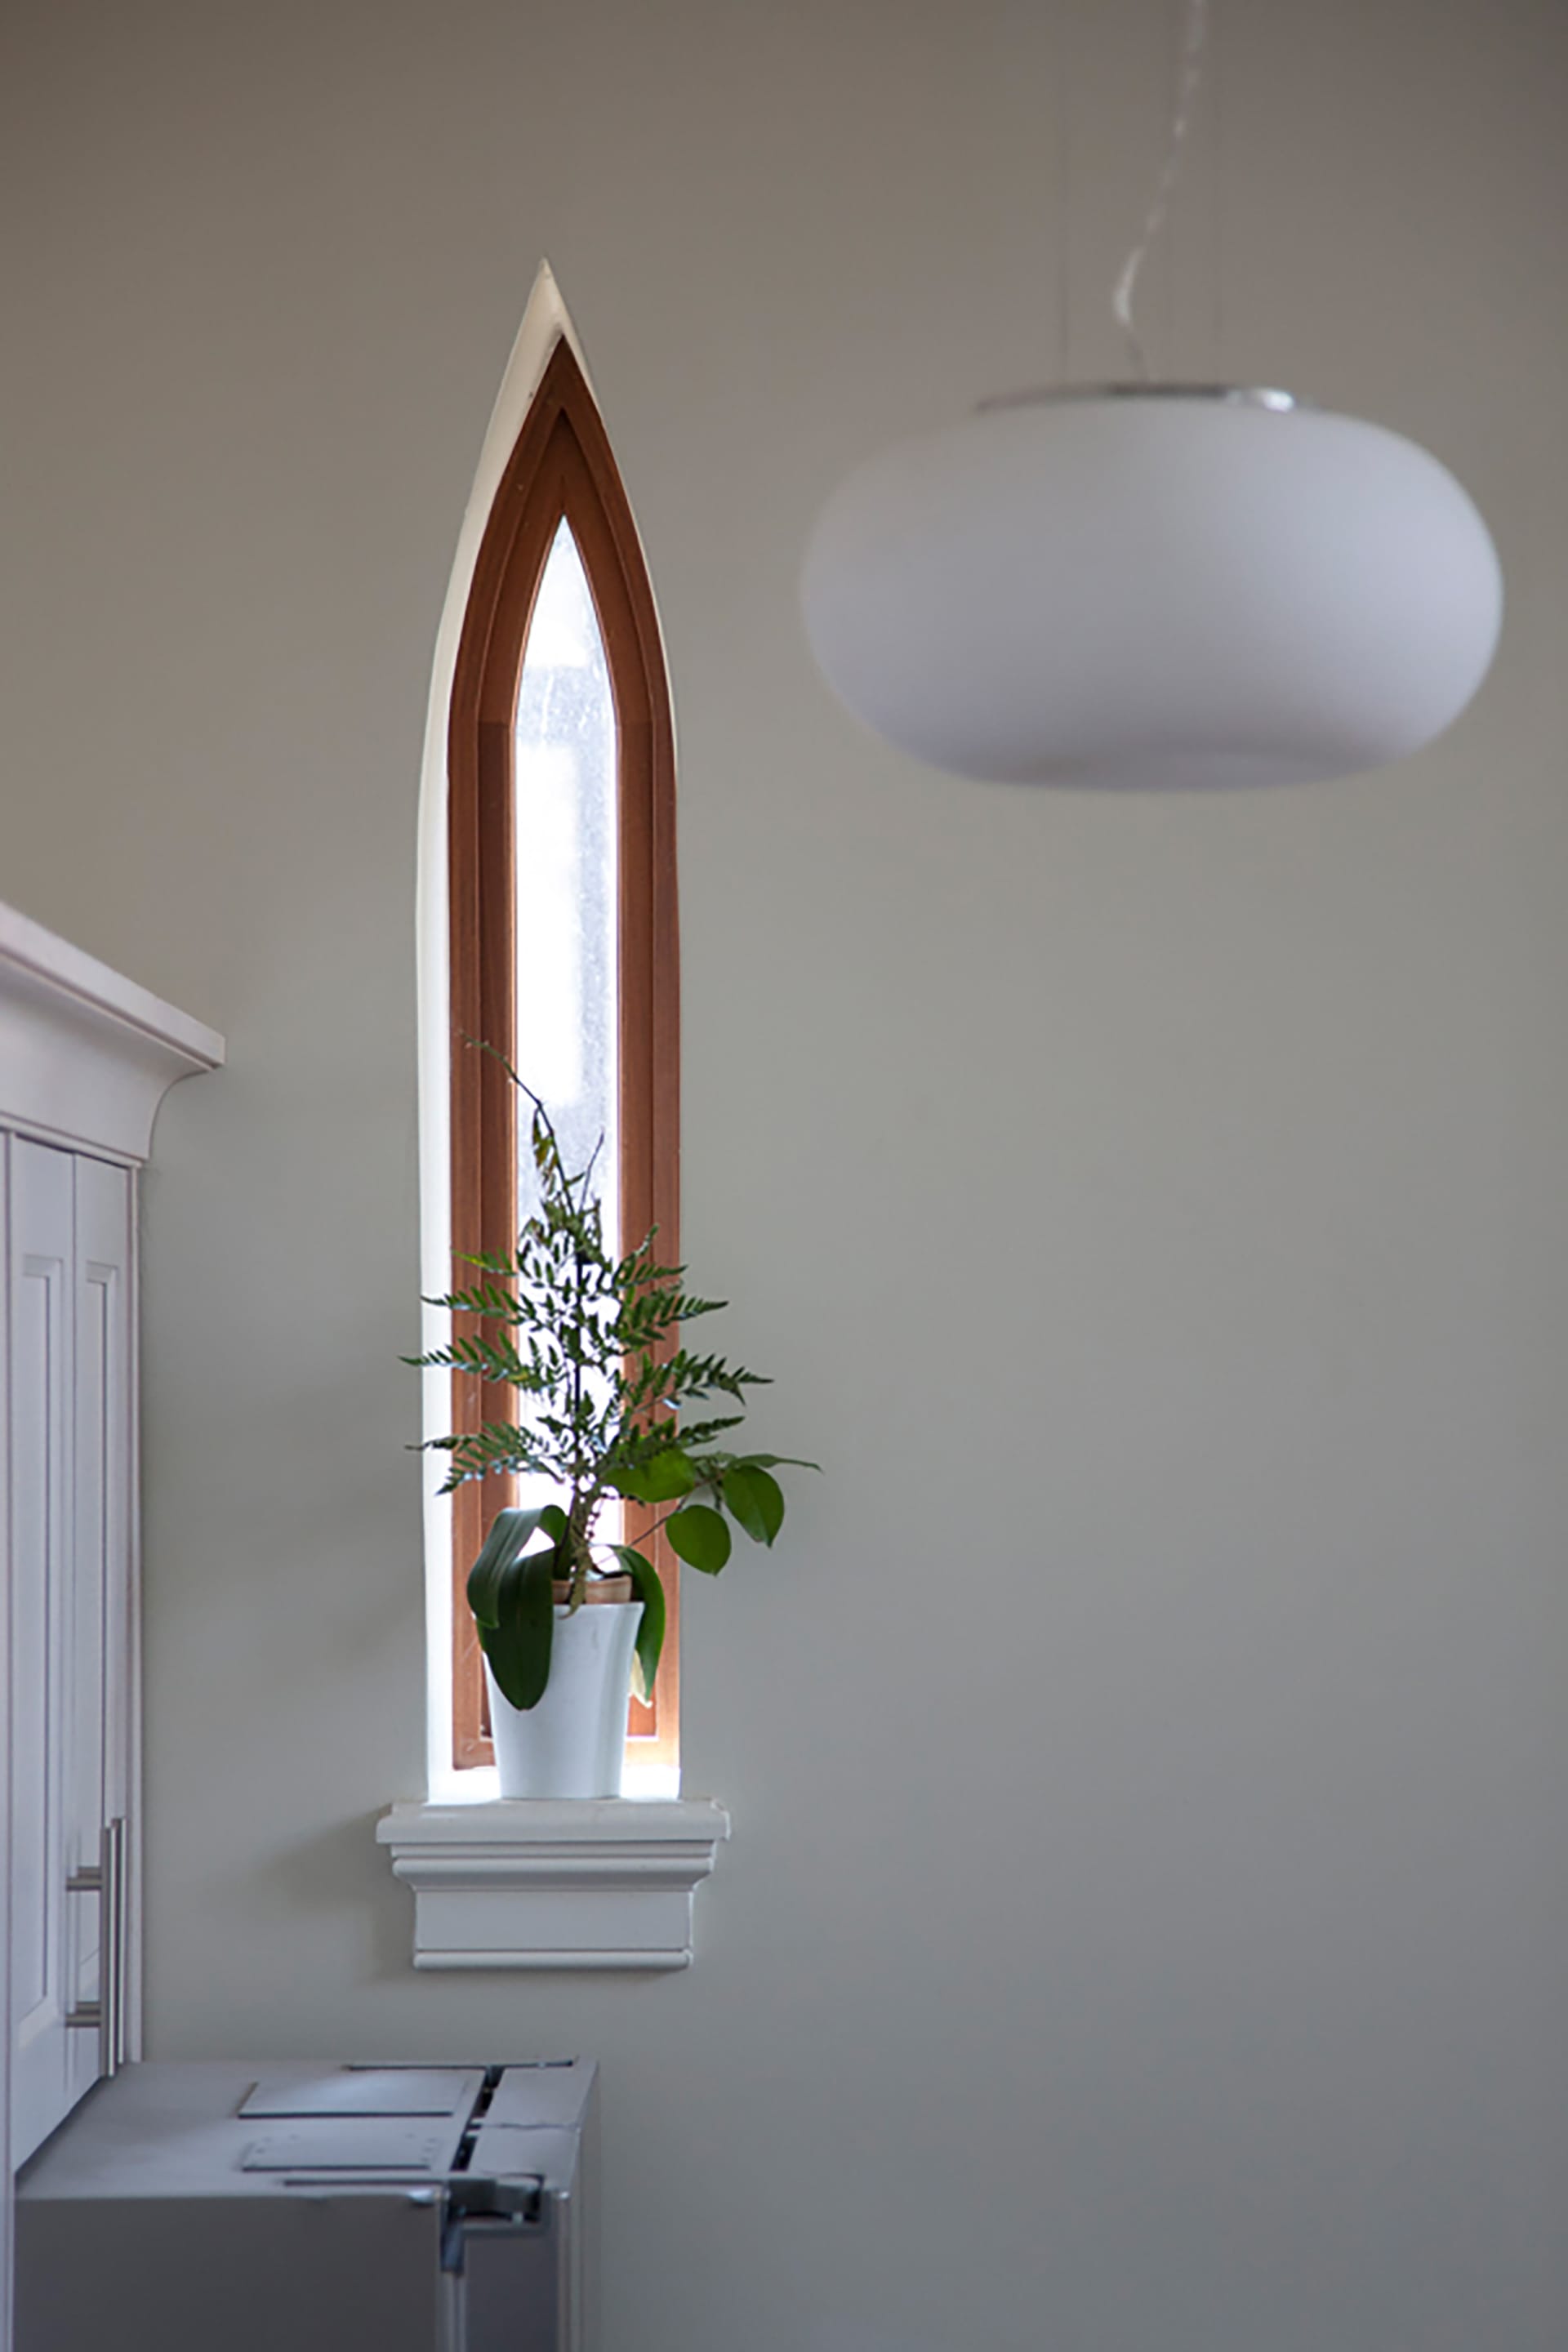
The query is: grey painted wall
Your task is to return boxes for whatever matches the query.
[2,2,1566,2346]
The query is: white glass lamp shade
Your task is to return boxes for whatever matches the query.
[800,390,1503,789]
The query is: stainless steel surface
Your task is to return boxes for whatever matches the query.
[16,2058,597,2352]
[975,382,1303,413]
[240,2120,463,2172]
[105,1815,127,2076]
[239,2066,484,2118]
[62,1818,127,2075]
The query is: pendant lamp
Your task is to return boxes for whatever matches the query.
[800,7,1503,791]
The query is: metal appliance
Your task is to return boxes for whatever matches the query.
[16,2058,596,2352]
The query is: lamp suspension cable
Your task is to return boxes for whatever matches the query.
[1055,2,1075,381]
[1111,0,1210,381]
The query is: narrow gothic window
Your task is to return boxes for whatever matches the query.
[446,336,679,1780]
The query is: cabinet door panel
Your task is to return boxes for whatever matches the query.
[67,1156,131,2107]
[67,1166,131,2107]
[8,1139,74,2167]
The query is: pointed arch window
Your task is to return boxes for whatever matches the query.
[447,338,679,1780]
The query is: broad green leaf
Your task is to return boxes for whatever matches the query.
[466,1504,558,1628]
[666,1503,732,1575]
[482,1545,557,1710]
[722,1463,785,1547]
[608,1545,666,1703]
[613,1450,697,1504]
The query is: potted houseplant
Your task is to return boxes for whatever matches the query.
[413,1063,812,1797]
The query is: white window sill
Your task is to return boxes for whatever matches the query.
[376,1797,730,1972]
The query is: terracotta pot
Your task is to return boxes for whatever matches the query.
[550,1574,633,1606]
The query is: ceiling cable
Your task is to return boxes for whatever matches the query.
[1111,0,1210,381]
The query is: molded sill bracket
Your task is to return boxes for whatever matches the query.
[376,1797,730,1971]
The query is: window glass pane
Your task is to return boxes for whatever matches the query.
[514,518,619,1253]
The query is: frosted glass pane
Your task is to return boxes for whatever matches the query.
[514,519,619,1254]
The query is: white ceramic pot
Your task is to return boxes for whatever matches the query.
[485,1592,644,1799]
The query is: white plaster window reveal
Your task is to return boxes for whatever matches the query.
[400,265,714,1965]
[376,1798,730,1971]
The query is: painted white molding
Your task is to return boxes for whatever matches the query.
[376,1797,730,1971]
[0,901,225,1164]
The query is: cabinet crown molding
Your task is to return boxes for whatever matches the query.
[0,901,225,1163]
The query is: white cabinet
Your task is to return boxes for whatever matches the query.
[0,903,222,2350]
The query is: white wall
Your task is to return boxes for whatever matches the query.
[3,2,1567,2346]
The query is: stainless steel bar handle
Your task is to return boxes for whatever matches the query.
[105,1820,118,2075]
[64,1820,127,2077]
[114,1815,128,2070]
[104,1818,126,2076]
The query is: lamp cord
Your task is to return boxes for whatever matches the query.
[1111,0,1210,381]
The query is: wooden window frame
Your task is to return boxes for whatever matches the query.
[446,338,679,1778]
